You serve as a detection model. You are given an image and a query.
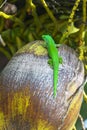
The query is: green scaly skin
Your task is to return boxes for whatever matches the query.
[42,34,62,97]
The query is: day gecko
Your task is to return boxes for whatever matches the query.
[42,35,62,97]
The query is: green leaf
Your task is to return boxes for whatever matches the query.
[68,22,79,35]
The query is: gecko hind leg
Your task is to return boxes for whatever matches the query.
[48,59,53,68]
[59,57,63,64]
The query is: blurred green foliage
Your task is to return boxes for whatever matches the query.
[0,0,86,62]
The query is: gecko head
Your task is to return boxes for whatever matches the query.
[42,35,51,44]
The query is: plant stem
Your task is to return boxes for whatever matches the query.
[79,0,86,42]
[59,0,80,43]
[0,11,24,26]
[41,0,58,35]
[26,0,42,30]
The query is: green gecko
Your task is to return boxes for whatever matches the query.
[42,34,62,97]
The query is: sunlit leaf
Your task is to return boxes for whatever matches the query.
[68,22,79,35]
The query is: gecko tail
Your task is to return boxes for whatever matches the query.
[53,69,58,98]
[53,85,57,97]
